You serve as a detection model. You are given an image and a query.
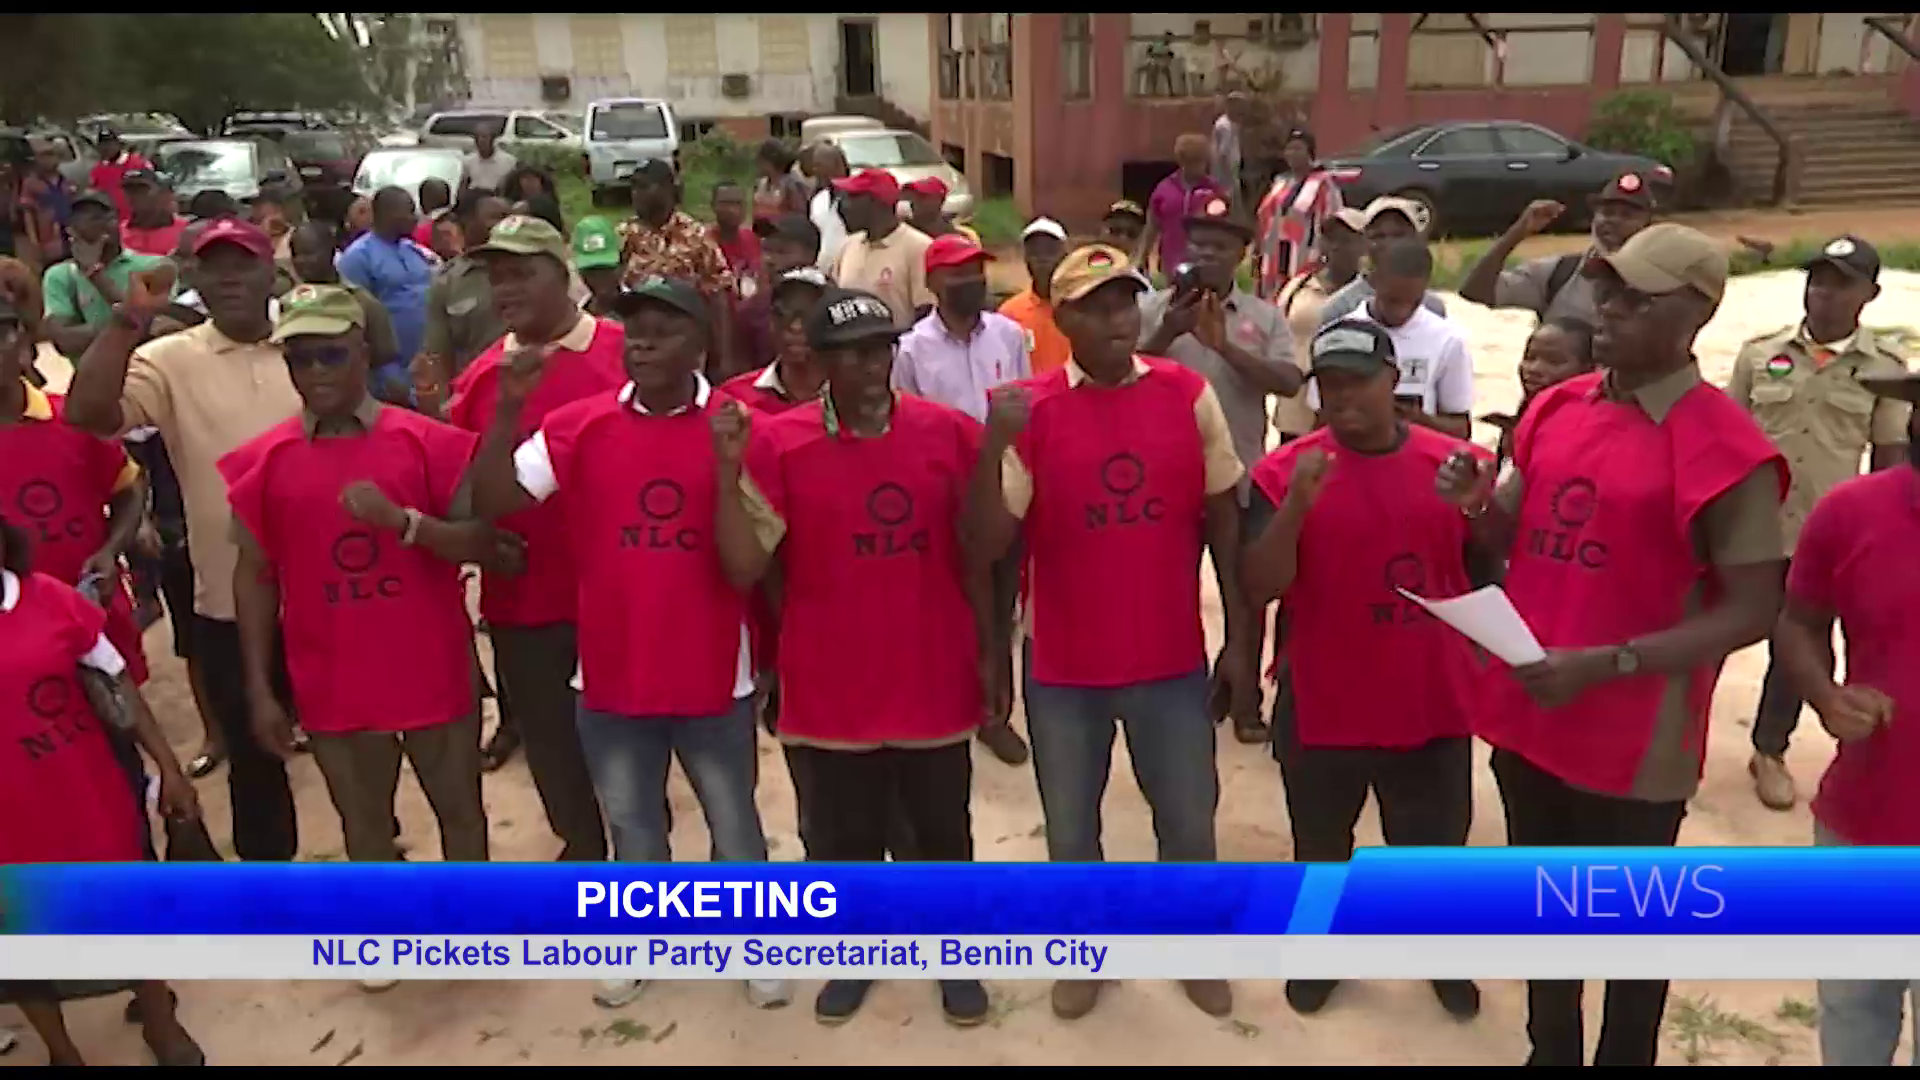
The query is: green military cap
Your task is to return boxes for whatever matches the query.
[270,283,365,344]
[471,213,569,264]
[572,215,621,270]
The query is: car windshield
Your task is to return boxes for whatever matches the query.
[283,131,349,160]
[155,142,254,186]
[355,151,464,195]
[590,103,668,140]
[837,132,943,168]
[541,112,583,135]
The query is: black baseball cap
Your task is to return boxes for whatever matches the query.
[72,189,117,214]
[630,158,676,186]
[121,167,166,189]
[1801,235,1880,284]
[611,276,708,323]
[1309,319,1397,377]
[806,287,902,349]
[1592,171,1655,210]
[753,212,821,251]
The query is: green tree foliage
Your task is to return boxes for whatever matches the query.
[0,14,375,132]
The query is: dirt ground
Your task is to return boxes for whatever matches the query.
[11,234,1919,1067]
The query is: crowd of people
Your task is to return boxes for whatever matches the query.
[0,111,1914,1067]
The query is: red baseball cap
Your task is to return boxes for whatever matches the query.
[831,168,902,204]
[191,218,274,261]
[904,176,950,200]
[925,234,993,274]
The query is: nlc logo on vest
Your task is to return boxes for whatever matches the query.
[621,478,701,552]
[853,481,928,558]
[18,673,94,762]
[325,529,404,604]
[1371,552,1435,626]
[14,479,86,548]
[1529,477,1608,569]
[1085,451,1165,530]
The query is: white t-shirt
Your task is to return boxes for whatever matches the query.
[1307,303,1474,418]
[810,188,849,271]
[461,149,518,193]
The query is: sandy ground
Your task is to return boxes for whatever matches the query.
[10,257,1920,1068]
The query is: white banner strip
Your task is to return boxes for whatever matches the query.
[4,935,1919,981]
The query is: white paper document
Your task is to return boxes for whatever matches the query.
[1396,585,1547,667]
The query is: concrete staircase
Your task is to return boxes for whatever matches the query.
[1707,76,1920,207]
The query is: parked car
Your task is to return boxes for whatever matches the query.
[352,146,465,201]
[800,115,884,144]
[421,108,580,154]
[1320,120,1670,238]
[223,110,332,134]
[277,128,361,190]
[817,128,973,219]
[583,97,680,204]
[152,137,301,204]
[538,110,583,136]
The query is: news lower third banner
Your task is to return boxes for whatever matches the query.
[3,850,1917,981]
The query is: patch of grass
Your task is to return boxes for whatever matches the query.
[1664,994,1788,1065]
[967,196,1023,249]
[1428,235,1920,294]
[1775,996,1819,1028]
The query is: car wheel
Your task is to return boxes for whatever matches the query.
[590,186,614,208]
[1391,188,1442,239]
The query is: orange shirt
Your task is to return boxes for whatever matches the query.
[998,288,1071,376]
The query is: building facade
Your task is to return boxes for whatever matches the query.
[929,13,1918,227]
[456,13,933,140]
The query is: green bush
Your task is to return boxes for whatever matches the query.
[511,141,586,178]
[1587,90,1697,169]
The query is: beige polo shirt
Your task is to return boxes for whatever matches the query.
[1725,324,1912,555]
[831,224,934,328]
[1272,270,1338,437]
[120,322,302,620]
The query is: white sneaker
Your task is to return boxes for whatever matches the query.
[594,979,647,1008]
[746,979,793,1009]
[0,1027,19,1055]
[358,978,398,993]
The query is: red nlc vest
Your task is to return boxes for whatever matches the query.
[1018,358,1211,687]
[542,392,746,719]
[718,366,807,674]
[1479,372,1786,796]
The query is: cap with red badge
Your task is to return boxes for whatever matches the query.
[925,233,994,274]
[831,168,902,205]
[1181,189,1254,239]
[1592,171,1656,211]
[190,218,275,261]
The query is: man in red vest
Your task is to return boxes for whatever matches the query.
[967,245,1254,1022]
[1437,223,1788,1066]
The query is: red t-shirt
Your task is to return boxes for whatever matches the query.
[1251,426,1485,748]
[0,393,147,684]
[1015,359,1212,687]
[540,389,747,717]
[219,408,479,734]
[447,318,628,627]
[710,225,763,282]
[121,215,189,257]
[0,572,146,864]
[717,366,808,674]
[88,152,152,221]
[718,367,805,416]
[1791,468,1920,845]
[746,395,983,744]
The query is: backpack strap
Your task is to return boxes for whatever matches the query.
[1543,252,1582,311]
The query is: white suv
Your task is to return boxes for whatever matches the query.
[420,109,580,153]
[584,98,679,204]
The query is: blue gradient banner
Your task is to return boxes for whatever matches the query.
[1,849,1907,937]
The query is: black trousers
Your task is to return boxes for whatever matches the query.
[490,622,606,861]
[787,742,972,862]
[1272,686,1472,861]
[1492,748,1687,1067]
[192,616,298,861]
[1750,557,1802,757]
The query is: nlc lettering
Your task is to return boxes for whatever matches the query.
[1536,864,1726,919]
[1526,527,1608,569]
[620,524,700,552]
[852,529,930,558]
[324,576,403,604]
[27,517,86,546]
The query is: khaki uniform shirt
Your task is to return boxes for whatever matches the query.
[1725,324,1912,556]
[120,323,302,620]
[1272,271,1337,437]
[831,225,935,329]
[423,256,507,374]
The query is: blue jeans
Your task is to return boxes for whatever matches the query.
[575,698,767,863]
[1816,821,1920,1065]
[1022,644,1218,862]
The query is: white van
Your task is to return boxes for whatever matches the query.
[584,98,679,204]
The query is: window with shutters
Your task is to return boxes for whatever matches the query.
[569,15,625,79]
[481,15,537,80]
[758,15,810,75]
[665,15,720,77]
[1063,14,1092,99]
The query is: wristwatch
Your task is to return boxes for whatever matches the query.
[1612,644,1643,677]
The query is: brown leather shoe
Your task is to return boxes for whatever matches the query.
[1182,979,1233,1017]
[1050,979,1104,1020]
[1749,752,1797,811]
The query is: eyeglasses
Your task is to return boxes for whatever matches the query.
[283,344,353,370]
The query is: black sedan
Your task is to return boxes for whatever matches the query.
[1321,121,1670,238]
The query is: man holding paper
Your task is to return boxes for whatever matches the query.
[1436,223,1787,1067]
[1242,319,1486,1022]
[1774,369,1920,1066]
